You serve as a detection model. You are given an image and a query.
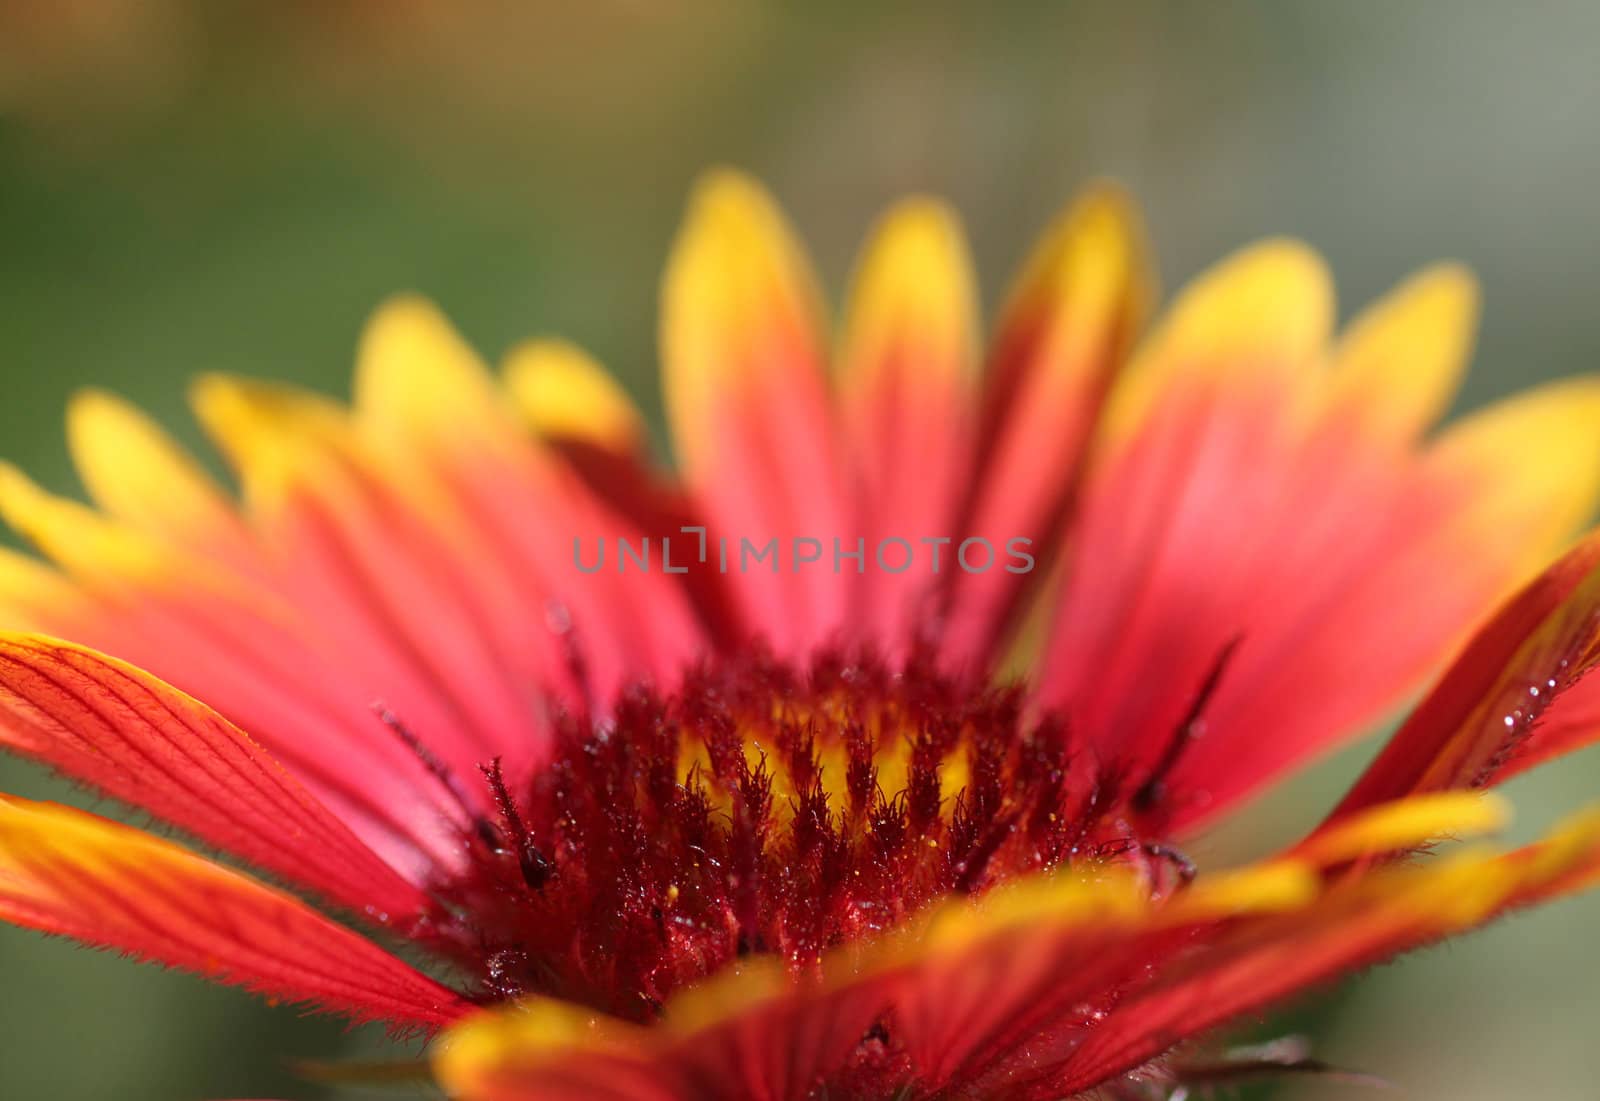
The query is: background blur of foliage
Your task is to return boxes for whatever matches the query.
[2,2,1600,1098]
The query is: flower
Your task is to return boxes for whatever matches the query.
[4,169,1600,1099]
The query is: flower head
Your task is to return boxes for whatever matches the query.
[4,170,1600,1099]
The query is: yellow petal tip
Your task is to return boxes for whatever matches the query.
[842,196,978,384]
[354,295,506,436]
[502,339,643,453]
[1331,262,1481,440]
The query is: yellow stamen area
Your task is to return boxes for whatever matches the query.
[673,699,974,827]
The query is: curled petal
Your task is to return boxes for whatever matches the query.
[880,861,1314,1092]
[1328,531,1600,819]
[1296,790,1511,867]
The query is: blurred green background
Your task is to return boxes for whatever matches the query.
[3,1,1600,1097]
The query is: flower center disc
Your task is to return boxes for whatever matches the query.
[423,648,1139,1020]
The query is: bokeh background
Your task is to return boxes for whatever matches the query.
[3,1,1600,1097]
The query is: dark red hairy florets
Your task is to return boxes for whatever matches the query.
[417,648,1169,1022]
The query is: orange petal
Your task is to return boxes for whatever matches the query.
[1039,850,1525,1097]
[0,633,425,918]
[882,861,1312,1092]
[437,960,887,1101]
[0,796,466,1028]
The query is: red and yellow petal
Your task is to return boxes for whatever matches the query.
[0,456,471,877]
[660,170,851,655]
[424,783,1593,1101]
[437,961,888,1101]
[0,796,466,1028]
[1422,375,1600,575]
[1199,379,1600,823]
[1035,853,1515,1098]
[434,863,1310,1101]
[193,371,557,769]
[873,860,1316,1094]
[1328,530,1600,820]
[943,185,1151,665]
[1324,263,1478,444]
[504,338,649,459]
[1032,246,1600,832]
[1294,790,1511,868]
[892,798,1579,1099]
[1032,240,1334,821]
[836,197,979,650]
[65,388,260,568]
[354,297,709,695]
[501,339,744,645]
[0,634,425,918]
